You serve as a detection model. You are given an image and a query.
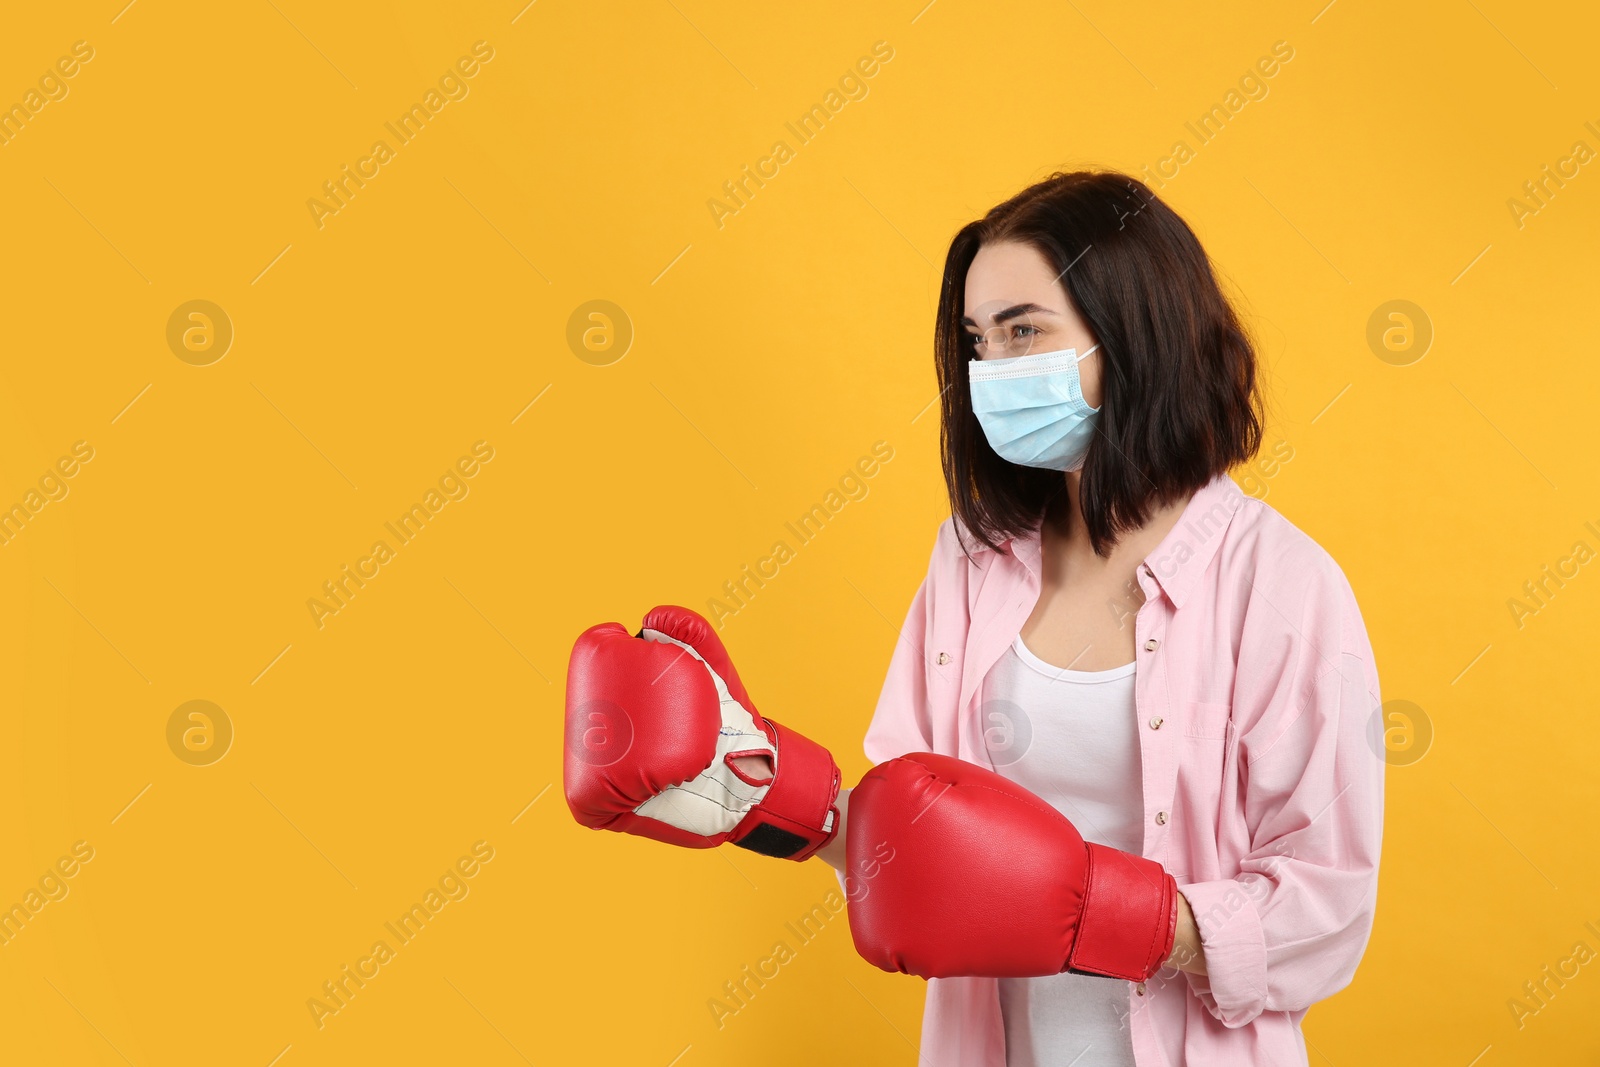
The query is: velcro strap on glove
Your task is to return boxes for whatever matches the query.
[730,718,840,861]
[1065,841,1179,981]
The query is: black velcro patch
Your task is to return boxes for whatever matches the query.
[734,822,809,858]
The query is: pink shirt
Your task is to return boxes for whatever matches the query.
[858,471,1385,1066]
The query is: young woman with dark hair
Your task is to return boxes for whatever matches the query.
[817,169,1385,1066]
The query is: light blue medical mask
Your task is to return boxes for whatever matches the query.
[968,344,1101,471]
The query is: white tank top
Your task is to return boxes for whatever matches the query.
[980,632,1142,1067]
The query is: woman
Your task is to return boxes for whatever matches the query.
[815,169,1385,1066]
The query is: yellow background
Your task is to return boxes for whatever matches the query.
[1,1,1596,1063]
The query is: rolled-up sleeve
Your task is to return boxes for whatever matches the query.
[1178,562,1386,1028]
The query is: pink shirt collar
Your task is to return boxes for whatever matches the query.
[963,471,1246,610]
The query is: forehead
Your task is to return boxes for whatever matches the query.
[963,241,1068,320]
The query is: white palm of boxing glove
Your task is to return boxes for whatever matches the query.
[632,626,782,836]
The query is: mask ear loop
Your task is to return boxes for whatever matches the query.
[1078,344,1103,415]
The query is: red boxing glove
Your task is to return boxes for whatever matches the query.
[846,752,1177,982]
[563,605,841,861]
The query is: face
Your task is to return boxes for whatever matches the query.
[962,240,1103,408]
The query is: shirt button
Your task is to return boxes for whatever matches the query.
[1136,982,1147,996]
[1144,638,1159,652]
[937,652,950,665]
[1155,811,1168,825]
[1149,716,1164,729]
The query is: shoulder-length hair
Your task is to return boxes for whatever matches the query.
[936,168,1264,559]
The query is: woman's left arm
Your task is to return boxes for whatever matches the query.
[1172,563,1386,1026]
[1165,892,1207,975]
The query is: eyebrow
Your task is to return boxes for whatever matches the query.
[960,303,1058,328]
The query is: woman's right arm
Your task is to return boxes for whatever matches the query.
[814,786,851,871]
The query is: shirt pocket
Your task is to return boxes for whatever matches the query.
[1183,701,1233,740]
[1173,701,1236,858]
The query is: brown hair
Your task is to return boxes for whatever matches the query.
[935,169,1264,559]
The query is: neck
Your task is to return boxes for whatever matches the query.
[1047,471,1192,570]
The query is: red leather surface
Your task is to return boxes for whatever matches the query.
[847,752,1176,981]
[641,604,758,712]
[847,752,1088,978]
[563,619,721,832]
[1067,842,1178,981]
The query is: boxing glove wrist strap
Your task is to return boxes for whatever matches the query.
[1064,841,1180,982]
[730,719,841,861]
